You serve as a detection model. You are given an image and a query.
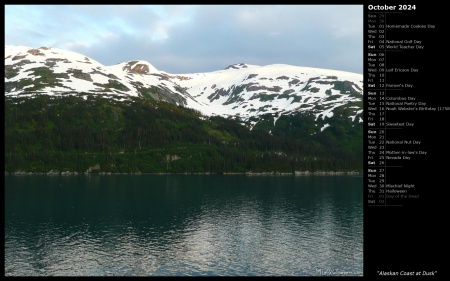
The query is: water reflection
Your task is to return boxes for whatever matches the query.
[5,175,362,276]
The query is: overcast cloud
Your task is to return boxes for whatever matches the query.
[5,5,363,74]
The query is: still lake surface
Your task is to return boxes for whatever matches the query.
[5,174,363,276]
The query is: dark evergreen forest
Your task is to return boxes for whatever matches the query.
[4,94,363,174]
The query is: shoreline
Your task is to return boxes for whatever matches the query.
[5,170,362,176]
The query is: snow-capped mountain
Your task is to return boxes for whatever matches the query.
[5,45,363,130]
[4,45,195,105]
[167,63,363,128]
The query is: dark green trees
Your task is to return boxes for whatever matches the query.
[4,94,362,174]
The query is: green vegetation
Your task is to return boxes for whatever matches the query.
[332,81,362,98]
[5,94,362,174]
[94,79,130,92]
[5,67,72,92]
[5,67,19,79]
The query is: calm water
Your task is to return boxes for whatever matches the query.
[5,174,363,276]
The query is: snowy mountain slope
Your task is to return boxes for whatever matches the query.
[5,45,363,131]
[167,63,363,129]
[4,45,196,105]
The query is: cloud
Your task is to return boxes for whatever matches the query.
[5,5,363,74]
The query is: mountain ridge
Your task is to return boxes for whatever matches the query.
[5,45,363,132]
[4,45,363,174]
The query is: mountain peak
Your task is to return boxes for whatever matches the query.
[115,60,159,75]
[5,45,104,70]
[225,63,252,70]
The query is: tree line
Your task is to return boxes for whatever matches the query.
[5,94,362,174]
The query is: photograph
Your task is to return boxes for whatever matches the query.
[4,4,364,277]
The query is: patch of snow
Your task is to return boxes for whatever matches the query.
[320,123,330,132]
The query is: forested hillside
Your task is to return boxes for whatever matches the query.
[5,94,362,174]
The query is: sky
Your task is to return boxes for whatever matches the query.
[5,5,363,74]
